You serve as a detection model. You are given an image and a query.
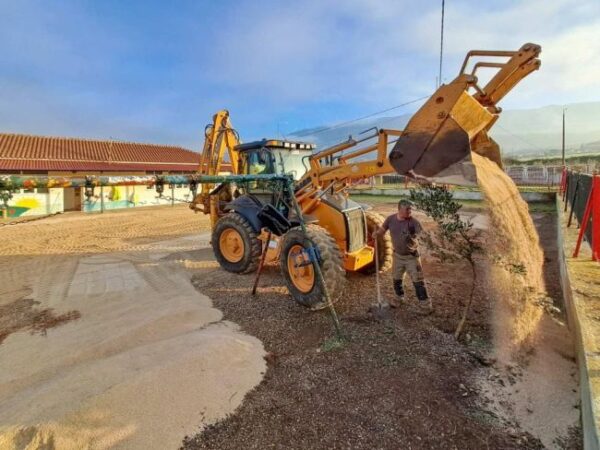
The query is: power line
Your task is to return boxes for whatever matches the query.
[495,124,546,153]
[292,95,429,138]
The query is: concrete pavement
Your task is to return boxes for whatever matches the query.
[0,233,266,449]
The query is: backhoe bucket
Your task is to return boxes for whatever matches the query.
[389,43,541,186]
[389,78,497,186]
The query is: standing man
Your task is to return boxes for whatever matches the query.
[373,199,433,313]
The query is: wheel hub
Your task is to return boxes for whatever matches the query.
[287,244,315,293]
[219,228,244,263]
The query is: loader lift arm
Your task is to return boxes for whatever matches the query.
[462,43,541,109]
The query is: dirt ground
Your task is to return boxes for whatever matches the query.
[0,204,211,256]
[181,202,581,450]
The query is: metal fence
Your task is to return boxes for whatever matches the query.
[564,171,594,246]
[504,165,562,186]
[380,175,407,185]
[563,168,600,262]
[376,164,564,187]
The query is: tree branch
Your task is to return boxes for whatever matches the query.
[455,261,477,339]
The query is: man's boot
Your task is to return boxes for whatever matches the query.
[414,281,433,315]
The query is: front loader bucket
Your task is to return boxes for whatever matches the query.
[389,78,496,186]
[389,43,541,186]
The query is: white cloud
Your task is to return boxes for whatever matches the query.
[0,0,598,143]
[197,0,600,110]
[407,0,600,107]
[195,0,430,105]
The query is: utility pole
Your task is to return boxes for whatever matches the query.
[562,107,566,166]
[438,0,445,88]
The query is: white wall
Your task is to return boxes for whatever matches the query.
[6,188,63,217]
[82,184,194,212]
[5,184,194,218]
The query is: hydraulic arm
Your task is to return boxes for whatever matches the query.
[190,110,241,226]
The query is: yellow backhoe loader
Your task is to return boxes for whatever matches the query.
[191,43,541,309]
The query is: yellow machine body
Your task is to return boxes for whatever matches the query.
[193,43,542,281]
[296,197,374,271]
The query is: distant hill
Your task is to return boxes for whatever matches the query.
[288,101,600,160]
[581,140,600,153]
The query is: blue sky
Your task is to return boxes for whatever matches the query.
[1,0,599,150]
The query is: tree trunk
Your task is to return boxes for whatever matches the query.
[455,261,477,339]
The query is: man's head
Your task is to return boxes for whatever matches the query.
[397,199,414,219]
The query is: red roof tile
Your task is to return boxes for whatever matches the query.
[0,159,202,172]
[0,133,210,172]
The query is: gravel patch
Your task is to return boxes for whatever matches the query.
[181,205,580,450]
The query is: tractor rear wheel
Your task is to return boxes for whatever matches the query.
[280,225,346,310]
[212,213,262,273]
[359,211,393,274]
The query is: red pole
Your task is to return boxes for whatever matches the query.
[560,167,567,195]
[573,174,597,258]
[592,174,600,261]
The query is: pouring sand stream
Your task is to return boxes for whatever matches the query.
[471,153,545,362]
[471,154,580,448]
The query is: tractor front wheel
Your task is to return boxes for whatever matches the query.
[212,213,262,273]
[280,225,346,310]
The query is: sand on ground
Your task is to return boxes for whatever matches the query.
[464,203,579,450]
[0,206,266,449]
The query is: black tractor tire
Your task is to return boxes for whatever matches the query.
[212,213,262,274]
[359,211,393,274]
[280,225,346,310]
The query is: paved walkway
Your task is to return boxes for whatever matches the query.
[0,222,265,449]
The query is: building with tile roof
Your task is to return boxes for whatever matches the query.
[0,133,202,173]
[0,133,232,217]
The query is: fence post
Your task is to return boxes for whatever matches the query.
[100,185,105,213]
[560,172,573,212]
[560,167,567,195]
[592,174,600,261]
[573,173,598,260]
[567,177,579,228]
